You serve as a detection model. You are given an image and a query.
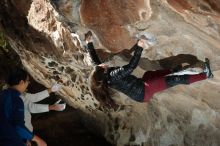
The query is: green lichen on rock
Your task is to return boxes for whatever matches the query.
[0,32,9,53]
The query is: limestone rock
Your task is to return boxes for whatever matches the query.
[0,0,220,145]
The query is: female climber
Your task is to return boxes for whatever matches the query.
[85,31,213,103]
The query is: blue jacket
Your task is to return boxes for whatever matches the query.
[0,88,34,145]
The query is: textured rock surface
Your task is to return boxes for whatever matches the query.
[1,0,220,145]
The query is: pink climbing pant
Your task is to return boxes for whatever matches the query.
[142,70,207,102]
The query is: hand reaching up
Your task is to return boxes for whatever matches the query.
[85,31,93,44]
[137,39,146,48]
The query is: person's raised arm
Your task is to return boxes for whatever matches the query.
[108,39,144,81]
[24,91,49,103]
[85,31,102,65]
[87,42,102,65]
[24,84,62,103]
[125,39,144,69]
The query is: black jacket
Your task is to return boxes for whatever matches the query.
[88,43,145,102]
[87,42,102,65]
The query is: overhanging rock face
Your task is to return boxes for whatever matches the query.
[1,0,220,145]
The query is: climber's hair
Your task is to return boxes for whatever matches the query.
[90,65,114,106]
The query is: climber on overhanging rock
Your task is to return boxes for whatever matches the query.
[86,31,213,104]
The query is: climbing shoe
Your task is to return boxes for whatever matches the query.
[204,58,214,78]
